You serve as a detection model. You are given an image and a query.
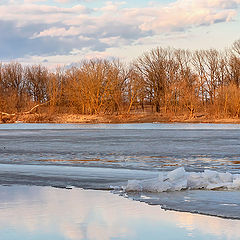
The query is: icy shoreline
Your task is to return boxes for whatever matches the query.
[0,163,240,219]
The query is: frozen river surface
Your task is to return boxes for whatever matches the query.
[0,123,240,219]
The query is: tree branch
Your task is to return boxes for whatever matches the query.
[0,100,51,117]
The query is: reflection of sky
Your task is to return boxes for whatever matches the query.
[0,185,239,240]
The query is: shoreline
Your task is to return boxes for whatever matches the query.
[1,112,240,124]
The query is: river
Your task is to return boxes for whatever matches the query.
[0,123,240,220]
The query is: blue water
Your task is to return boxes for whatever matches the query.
[0,123,240,220]
[0,185,239,240]
[1,123,240,173]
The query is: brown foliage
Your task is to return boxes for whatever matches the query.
[1,39,240,122]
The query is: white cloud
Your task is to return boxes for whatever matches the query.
[0,0,240,61]
[32,27,82,38]
[2,0,239,32]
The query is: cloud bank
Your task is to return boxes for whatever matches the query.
[1,0,240,61]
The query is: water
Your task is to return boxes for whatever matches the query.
[0,123,240,219]
[1,123,240,173]
[0,185,239,240]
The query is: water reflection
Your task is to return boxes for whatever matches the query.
[0,185,239,240]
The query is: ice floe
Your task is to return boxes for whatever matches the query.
[126,167,240,192]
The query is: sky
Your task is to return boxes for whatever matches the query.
[1,0,240,66]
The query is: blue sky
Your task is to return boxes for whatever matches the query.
[1,0,240,66]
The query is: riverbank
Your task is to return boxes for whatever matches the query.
[2,112,240,124]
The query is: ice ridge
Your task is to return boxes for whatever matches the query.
[126,167,240,192]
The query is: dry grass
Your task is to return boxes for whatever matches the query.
[17,113,240,124]
[1,110,240,124]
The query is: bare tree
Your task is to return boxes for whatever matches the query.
[25,65,50,104]
[1,62,26,112]
[134,48,174,112]
[233,39,240,56]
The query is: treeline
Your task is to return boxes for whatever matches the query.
[1,40,240,119]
